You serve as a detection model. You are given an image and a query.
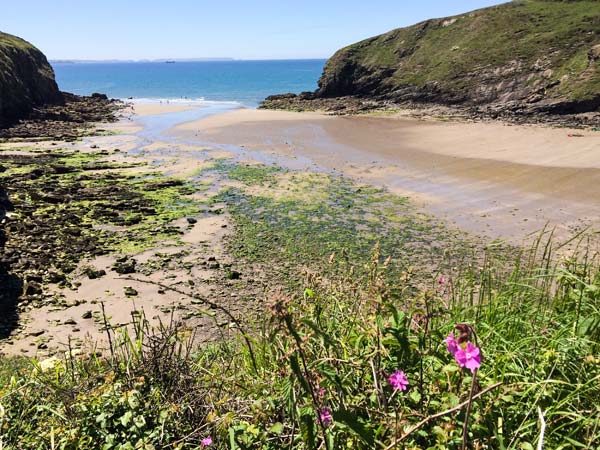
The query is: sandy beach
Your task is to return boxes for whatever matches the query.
[173,109,600,240]
[2,104,598,357]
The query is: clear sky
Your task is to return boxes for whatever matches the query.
[2,0,508,60]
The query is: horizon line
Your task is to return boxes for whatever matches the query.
[49,57,329,63]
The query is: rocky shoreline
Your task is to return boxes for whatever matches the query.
[260,93,600,128]
[0,94,125,342]
[0,101,274,356]
[0,92,123,141]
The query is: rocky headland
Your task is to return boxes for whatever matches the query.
[262,0,600,126]
[0,31,122,140]
[0,31,63,127]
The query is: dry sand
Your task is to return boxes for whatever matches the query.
[174,109,600,240]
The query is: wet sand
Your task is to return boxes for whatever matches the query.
[173,109,600,240]
[131,102,200,116]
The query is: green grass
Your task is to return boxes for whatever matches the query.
[0,234,598,449]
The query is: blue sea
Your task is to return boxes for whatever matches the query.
[51,60,326,108]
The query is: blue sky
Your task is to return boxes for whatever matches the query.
[2,1,508,60]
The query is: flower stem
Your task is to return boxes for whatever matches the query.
[461,369,478,450]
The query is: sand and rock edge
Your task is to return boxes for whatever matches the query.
[0,104,270,357]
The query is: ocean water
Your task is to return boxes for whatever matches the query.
[51,60,326,107]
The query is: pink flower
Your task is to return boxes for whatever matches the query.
[388,370,409,391]
[444,333,459,355]
[454,342,481,373]
[438,276,447,284]
[201,436,212,447]
[318,408,333,426]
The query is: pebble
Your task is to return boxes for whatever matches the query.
[124,286,138,297]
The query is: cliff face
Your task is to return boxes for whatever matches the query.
[315,0,600,114]
[0,31,63,127]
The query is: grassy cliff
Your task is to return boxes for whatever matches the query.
[0,31,63,127]
[280,0,600,116]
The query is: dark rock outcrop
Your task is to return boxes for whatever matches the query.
[0,184,20,339]
[0,31,63,127]
[263,0,600,122]
[0,185,10,254]
[0,92,123,141]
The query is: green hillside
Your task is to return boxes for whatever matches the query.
[315,0,599,113]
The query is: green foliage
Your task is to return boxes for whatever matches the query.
[2,238,598,448]
[1,161,599,449]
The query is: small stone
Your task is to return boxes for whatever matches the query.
[226,270,241,280]
[124,286,138,297]
[24,281,43,296]
[112,257,136,274]
[63,319,77,325]
[28,330,45,337]
[83,267,106,279]
[82,311,93,319]
[45,270,66,283]
[186,217,197,225]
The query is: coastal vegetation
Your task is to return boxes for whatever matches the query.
[1,155,599,449]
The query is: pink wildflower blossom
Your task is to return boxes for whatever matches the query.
[438,276,447,284]
[454,342,481,373]
[318,408,333,426]
[444,333,459,355]
[201,436,212,447]
[388,370,409,391]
